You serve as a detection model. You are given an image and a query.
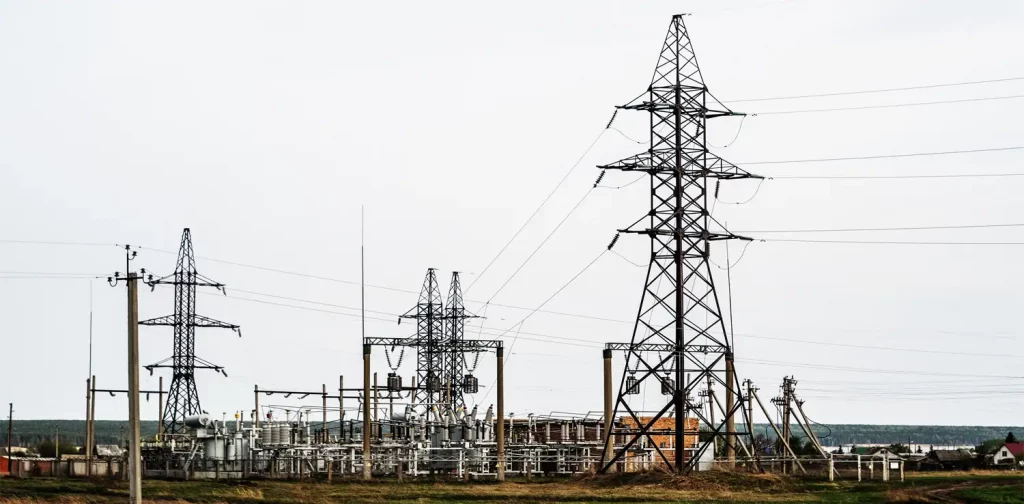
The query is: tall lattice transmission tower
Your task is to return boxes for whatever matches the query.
[443,272,479,412]
[400,268,445,408]
[142,228,240,435]
[599,14,761,473]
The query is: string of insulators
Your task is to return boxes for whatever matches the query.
[606,109,619,129]
[594,171,606,188]
[607,233,620,250]
[714,180,721,199]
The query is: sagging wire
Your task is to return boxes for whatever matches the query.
[709,240,755,271]
[607,233,644,268]
[596,174,646,190]
[707,114,748,149]
[716,178,768,205]
[608,126,648,144]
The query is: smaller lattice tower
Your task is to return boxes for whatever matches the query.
[141,228,240,435]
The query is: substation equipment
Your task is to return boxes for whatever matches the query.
[136,14,773,479]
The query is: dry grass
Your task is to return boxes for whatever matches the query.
[2,471,1021,503]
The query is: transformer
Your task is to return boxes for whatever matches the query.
[660,376,675,396]
[387,372,403,392]
[461,374,479,394]
[625,375,639,395]
[425,372,442,393]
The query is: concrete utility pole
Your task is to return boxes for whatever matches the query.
[55,425,59,461]
[157,377,164,441]
[84,378,91,461]
[126,273,143,504]
[254,385,260,430]
[7,403,12,465]
[602,349,615,473]
[89,375,96,475]
[362,344,371,480]
[322,384,328,443]
[725,358,736,466]
[496,346,505,482]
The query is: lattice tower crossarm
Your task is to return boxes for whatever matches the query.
[598,14,762,474]
[140,228,240,435]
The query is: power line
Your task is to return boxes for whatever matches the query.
[763,238,1024,246]
[742,145,1024,165]
[465,127,608,294]
[727,76,1024,103]
[741,222,1024,234]
[0,239,117,247]
[482,249,609,401]
[773,172,1024,180]
[740,333,1023,359]
[482,187,595,303]
[142,246,623,324]
[738,358,1024,379]
[755,93,1024,115]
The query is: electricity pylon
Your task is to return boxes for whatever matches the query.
[141,228,240,435]
[600,14,761,473]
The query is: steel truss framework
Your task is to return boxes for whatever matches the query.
[377,270,485,413]
[599,15,762,473]
[400,268,446,407]
[444,272,479,411]
[141,228,240,435]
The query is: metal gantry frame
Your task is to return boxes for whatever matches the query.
[141,228,241,435]
[599,14,762,473]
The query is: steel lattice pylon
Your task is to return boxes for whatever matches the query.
[401,268,446,408]
[599,15,762,473]
[141,228,240,435]
[443,272,479,412]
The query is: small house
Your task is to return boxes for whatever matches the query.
[992,442,1024,466]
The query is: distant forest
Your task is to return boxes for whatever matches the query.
[0,421,1020,448]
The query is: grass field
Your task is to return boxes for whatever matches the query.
[1,471,1022,503]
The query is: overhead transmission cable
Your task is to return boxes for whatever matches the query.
[742,145,1024,165]
[465,120,613,295]
[741,222,1024,234]
[753,93,1024,115]
[727,75,1024,103]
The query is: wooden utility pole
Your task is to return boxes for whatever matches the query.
[55,425,60,461]
[322,384,328,443]
[126,273,142,504]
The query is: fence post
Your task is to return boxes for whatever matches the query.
[828,457,834,482]
[899,459,904,482]
[882,457,889,482]
[857,455,861,482]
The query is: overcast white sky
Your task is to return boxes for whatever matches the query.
[2,0,1024,427]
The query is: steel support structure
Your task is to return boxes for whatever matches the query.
[141,228,241,435]
[400,269,445,408]
[443,272,479,412]
[599,14,761,474]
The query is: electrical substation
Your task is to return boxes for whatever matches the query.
[68,14,853,482]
